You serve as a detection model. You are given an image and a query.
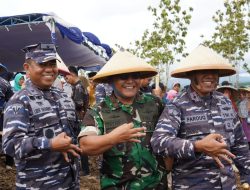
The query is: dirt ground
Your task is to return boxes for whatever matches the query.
[0,155,100,190]
[0,154,248,190]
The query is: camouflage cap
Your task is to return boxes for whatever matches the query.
[171,45,236,78]
[22,43,60,64]
[92,50,157,83]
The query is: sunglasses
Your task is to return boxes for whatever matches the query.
[115,73,141,80]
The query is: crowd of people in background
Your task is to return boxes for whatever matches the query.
[0,44,250,189]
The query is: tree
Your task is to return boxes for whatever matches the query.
[203,0,250,80]
[129,0,193,83]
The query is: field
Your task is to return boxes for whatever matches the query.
[0,155,100,190]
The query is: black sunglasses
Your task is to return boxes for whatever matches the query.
[115,73,141,80]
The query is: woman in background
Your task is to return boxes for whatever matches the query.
[13,73,25,92]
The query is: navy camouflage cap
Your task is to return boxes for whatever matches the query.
[22,43,60,64]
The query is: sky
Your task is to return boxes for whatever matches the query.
[1,0,249,86]
[0,0,226,49]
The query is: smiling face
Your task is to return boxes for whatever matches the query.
[23,59,58,89]
[111,73,141,104]
[190,70,219,97]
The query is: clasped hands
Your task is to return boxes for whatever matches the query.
[50,132,82,162]
[194,133,236,168]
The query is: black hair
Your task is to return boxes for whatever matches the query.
[68,66,78,76]
[151,82,165,91]
[88,72,97,78]
[221,81,232,86]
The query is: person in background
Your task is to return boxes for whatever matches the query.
[65,66,89,121]
[0,65,14,170]
[65,66,90,176]
[166,82,180,101]
[247,88,250,147]
[216,81,239,112]
[151,82,167,104]
[0,71,14,82]
[61,77,73,97]
[95,83,113,104]
[151,45,250,189]
[87,72,97,107]
[52,74,64,90]
[238,87,250,147]
[13,73,25,92]
[2,43,81,189]
[79,50,167,190]
[140,77,153,94]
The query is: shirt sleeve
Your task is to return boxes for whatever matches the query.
[2,100,51,159]
[151,103,196,159]
[78,109,103,138]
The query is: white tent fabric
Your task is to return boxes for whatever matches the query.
[0,13,107,72]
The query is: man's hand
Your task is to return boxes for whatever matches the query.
[194,133,236,168]
[51,132,82,162]
[108,123,146,144]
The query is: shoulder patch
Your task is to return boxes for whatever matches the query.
[9,103,23,114]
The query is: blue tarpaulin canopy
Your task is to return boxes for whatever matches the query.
[0,13,110,72]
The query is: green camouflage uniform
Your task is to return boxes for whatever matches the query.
[80,93,167,190]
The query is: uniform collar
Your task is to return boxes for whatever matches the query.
[187,85,217,103]
[105,92,145,111]
[25,79,54,97]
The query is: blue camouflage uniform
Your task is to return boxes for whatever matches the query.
[2,80,80,190]
[0,76,13,131]
[151,86,250,190]
[95,83,113,104]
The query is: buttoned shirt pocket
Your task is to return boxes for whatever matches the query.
[29,96,60,139]
[58,96,76,121]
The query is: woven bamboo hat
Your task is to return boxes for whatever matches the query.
[171,45,236,78]
[92,50,157,83]
[216,81,239,101]
[238,87,250,92]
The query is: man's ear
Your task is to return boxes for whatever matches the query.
[23,62,30,74]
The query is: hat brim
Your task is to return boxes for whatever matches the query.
[217,86,239,102]
[217,86,237,91]
[171,67,236,78]
[93,70,157,83]
[36,57,61,64]
[238,88,250,92]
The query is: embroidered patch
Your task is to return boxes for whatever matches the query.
[11,103,23,114]
[185,114,208,124]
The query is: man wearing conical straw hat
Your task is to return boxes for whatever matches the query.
[78,50,167,189]
[151,45,250,189]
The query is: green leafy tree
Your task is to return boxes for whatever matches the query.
[203,0,250,77]
[129,0,193,83]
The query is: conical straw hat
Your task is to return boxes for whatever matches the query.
[238,87,250,92]
[171,45,236,78]
[216,85,239,102]
[93,50,157,83]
